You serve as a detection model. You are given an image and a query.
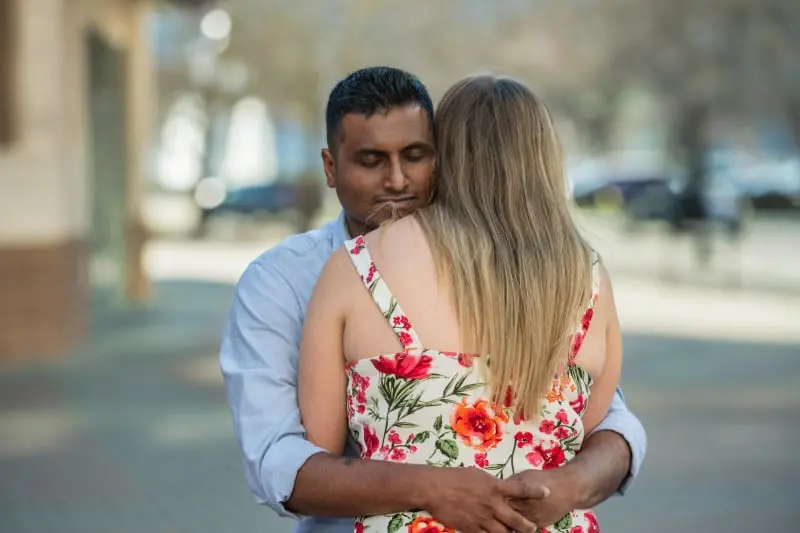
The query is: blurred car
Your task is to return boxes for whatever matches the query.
[736,158,800,211]
[193,177,323,236]
[567,151,674,210]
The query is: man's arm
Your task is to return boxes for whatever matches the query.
[587,386,646,497]
[220,255,542,533]
[220,258,326,518]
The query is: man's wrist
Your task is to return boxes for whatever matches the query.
[406,465,441,511]
[571,429,633,507]
[560,458,591,509]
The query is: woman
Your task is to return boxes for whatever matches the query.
[298,75,622,533]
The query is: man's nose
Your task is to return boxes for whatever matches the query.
[385,159,406,192]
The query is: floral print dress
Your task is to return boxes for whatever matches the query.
[344,236,602,533]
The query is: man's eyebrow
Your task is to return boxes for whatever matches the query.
[354,148,386,157]
[402,141,435,151]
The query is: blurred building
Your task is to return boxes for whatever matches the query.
[0,0,200,361]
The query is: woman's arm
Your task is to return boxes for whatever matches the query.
[582,266,623,434]
[297,248,350,455]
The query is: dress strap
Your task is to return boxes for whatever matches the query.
[569,249,602,364]
[344,236,424,354]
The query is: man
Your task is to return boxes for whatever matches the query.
[220,67,646,533]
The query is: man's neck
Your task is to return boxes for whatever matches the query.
[344,215,368,239]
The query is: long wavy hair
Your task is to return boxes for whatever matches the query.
[416,75,593,417]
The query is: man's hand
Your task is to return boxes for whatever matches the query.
[504,466,583,529]
[424,467,549,533]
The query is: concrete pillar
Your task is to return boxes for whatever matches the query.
[123,0,154,302]
[0,0,90,360]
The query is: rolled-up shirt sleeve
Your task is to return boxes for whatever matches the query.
[591,386,646,495]
[220,258,325,518]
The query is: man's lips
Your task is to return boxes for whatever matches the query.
[376,196,417,204]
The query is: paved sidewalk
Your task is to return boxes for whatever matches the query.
[575,212,800,296]
[0,280,295,533]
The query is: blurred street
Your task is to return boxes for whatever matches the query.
[1,215,798,533]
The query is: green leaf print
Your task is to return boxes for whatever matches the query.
[553,512,573,532]
[387,514,404,533]
[390,380,419,411]
[412,431,431,444]
[435,438,459,460]
[394,421,417,429]
[384,299,398,320]
[433,415,443,432]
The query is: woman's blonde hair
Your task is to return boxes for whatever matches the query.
[416,75,593,418]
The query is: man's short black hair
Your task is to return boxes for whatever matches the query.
[325,66,434,148]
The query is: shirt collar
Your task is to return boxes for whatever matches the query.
[331,210,350,246]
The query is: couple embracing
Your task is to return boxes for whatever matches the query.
[221,66,645,533]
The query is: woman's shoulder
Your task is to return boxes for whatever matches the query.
[364,215,424,252]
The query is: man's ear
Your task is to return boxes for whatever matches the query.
[321,148,336,188]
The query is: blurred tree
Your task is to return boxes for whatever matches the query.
[574,0,800,165]
[492,2,627,153]
[220,0,493,162]
[563,0,800,264]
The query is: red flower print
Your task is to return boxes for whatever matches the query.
[392,315,412,330]
[355,520,365,533]
[585,511,599,533]
[371,353,432,380]
[570,333,585,358]
[474,453,489,468]
[391,447,407,461]
[555,409,569,425]
[526,442,566,470]
[570,393,587,414]
[554,426,570,440]
[581,308,594,332]
[540,443,566,469]
[366,264,377,283]
[409,445,417,453]
[356,391,367,404]
[388,430,402,445]
[442,351,475,368]
[362,425,380,459]
[503,387,514,408]
[539,420,556,434]
[356,405,365,414]
[450,398,509,452]
[514,431,533,448]
[570,526,585,533]
[398,331,414,347]
[407,516,455,533]
[525,449,544,468]
[349,236,366,255]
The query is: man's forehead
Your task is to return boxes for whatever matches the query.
[338,105,432,150]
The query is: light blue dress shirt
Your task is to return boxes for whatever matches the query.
[220,212,647,533]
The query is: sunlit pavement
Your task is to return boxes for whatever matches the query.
[1,223,798,533]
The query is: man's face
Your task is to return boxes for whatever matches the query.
[322,105,435,236]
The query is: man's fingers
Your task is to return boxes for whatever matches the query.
[492,501,537,533]
[501,477,551,500]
